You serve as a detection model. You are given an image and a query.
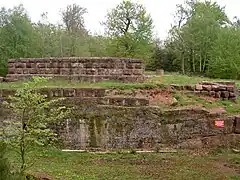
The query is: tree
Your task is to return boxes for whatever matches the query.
[166,0,229,75]
[2,77,71,176]
[208,27,240,79]
[0,4,41,76]
[147,39,179,72]
[61,4,88,56]
[103,0,154,59]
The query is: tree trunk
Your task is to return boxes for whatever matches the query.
[199,52,202,73]
[181,52,185,74]
[192,53,195,72]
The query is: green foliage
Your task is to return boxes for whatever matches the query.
[208,27,240,79]
[2,77,71,175]
[103,0,154,59]
[165,0,240,79]
[0,141,24,180]
[0,141,11,180]
[0,4,109,76]
[0,5,40,76]
[1,1,240,79]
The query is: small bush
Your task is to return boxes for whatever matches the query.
[0,141,24,180]
[0,141,11,180]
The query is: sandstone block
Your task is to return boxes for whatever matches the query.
[202,85,212,91]
[136,98,149,106]
[201,91,209,96]
[8,62,14,68]
[209,91,216,97]
[63,89,76,97]
[133,69,143,75]
[86,69,96,75]
[8,68,15,74]
[109,97,125,106]
[26,63,31,68]
[201,81,217,85]
[23,69,29,74]
[84,89,96,97]
[39,69,46,74]
[94,89,106,97]
[126,63,134,69]
[124,98,137,106]
[115,63,125,69]
[171,84,184,90]
[36,63,46,68]
[218,85,227,91]
[60,68,70,75]
[15,63,26,68]
[30,63,36,68]
[193,91,201,95]
[215,91,221,98]
[184,85,195,91]
[211,85,219,91]
[15,69,23,74]
[221,91,230,98]
[0,77,3,82]
[229,92,236,98]
[134,64,142,69]
[195,84,203,91]
[226,86,235,92]
[51,88,63,97]
[123,69,132,75]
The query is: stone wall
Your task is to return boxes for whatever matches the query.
[171,81,237,101]
[0,88,149,107]
[1,86,240,150]
[1,97,239,150]
[56,104,240,150]
[5,57,145,82]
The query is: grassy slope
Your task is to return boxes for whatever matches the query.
[1,74,240,89]
[8,148,240,180]
[1,74,240,114]
[170,92,240,115]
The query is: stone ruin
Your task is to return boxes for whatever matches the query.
[170,81,237,101]
[0,87,240,150]
[4,57,145,82]
[0,57,240,150]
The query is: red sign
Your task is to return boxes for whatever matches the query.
[214,120,224,128]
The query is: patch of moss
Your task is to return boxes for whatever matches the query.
[88,118,97,147]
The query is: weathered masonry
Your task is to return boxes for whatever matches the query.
[5,57,145,82]
[1,88,239,150]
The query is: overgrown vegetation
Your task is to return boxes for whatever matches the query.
[1,77,70,177]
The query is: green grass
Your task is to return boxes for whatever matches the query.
[0,79,165,90]
[1,73,239,89]
[171,91,240,114]
[7,148,240,180]
[149,74,240,86]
